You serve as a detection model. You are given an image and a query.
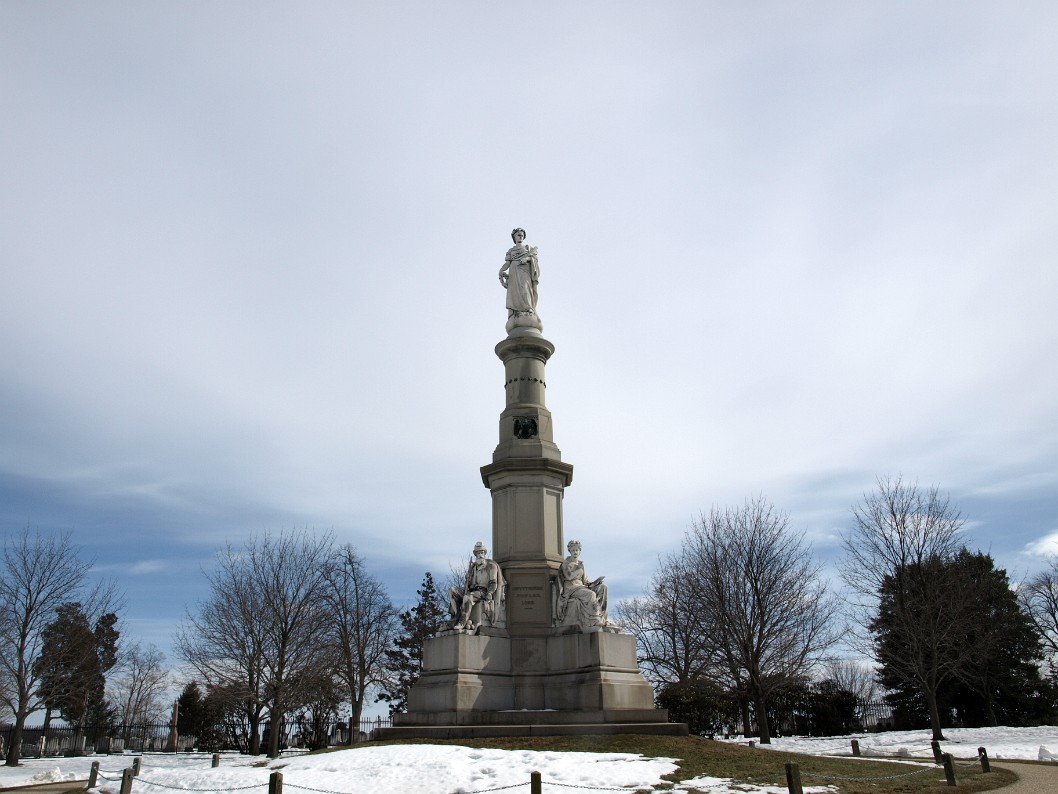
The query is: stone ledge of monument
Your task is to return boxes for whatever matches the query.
[375,722,689,740]
[435,628,511,638]
[495,334,553,355]
[393,708,671,727]
[480,457,574,480]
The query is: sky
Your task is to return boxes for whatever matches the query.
[2,1,1057,693]
[3,726,1058,790]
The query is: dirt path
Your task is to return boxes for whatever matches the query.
[0,781,87,793]
[991,762,1058,794]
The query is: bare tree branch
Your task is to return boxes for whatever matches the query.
[0,528,94,766]
[840,475,967,740]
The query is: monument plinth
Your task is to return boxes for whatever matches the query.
[384,230,685,738]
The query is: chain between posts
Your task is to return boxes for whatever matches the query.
[39,749,996,794]
[801,764,939,782]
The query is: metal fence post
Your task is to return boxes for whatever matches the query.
[785,762,803,794]
[530,770,542,794]
[120,768,134,794]
[978,747,990,772]
[88,761,100,788]
[942,753,957,787]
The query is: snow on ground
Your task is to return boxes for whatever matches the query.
[0,726,1054,793]
[756,725,1058,762]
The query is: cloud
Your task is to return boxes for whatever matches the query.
[128,559,168,575]
[1023,532,1058,558]
[1,1,1056,669]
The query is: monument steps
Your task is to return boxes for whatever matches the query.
[376,722,689,740]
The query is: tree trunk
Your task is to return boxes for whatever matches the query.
[981,685,998,727]
[5,711,26,766]
[739,695,751,738]
[267,714,282,758]
[350,691,365,745]
[924,688,945,741]
[248,713,261,756]
[754,690,772,744]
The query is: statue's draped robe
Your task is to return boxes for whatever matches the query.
[556,557,608,627]
[504,243,539,314]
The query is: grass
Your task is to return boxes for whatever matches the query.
[369,734,1021,794]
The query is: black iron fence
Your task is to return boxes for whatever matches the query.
[705,700,896,739]
[738,700,895,738]
[0,717,394,759]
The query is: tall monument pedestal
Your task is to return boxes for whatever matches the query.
[383,237,685,738]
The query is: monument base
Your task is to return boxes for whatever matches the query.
[378,717,687,740]
[379,630,686,739]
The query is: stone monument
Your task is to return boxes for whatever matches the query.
[384,230,684,738]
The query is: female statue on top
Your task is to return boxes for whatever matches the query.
[498,228,541,333]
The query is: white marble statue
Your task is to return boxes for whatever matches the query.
[448,541,506,633]
[498,228,540,325]
[555,539,609,629]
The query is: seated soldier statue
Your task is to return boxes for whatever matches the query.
[448,541,506,633]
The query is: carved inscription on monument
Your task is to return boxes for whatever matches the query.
[506,571,550,626]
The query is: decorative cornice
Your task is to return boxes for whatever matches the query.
[495,335,555,364]
[480,457,574,488]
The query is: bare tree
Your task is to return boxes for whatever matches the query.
[176,551,268,755]
[826,659,878,702]
[110,642,170,726]
[615,553,712,687]
[840,475,968,740]
[321,545,397,734]
[1020,557,1058,668]
[177,529,334,757]
[682,496,838,744]
[0,528,94,765]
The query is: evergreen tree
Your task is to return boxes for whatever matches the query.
[34,603,119,729]
[377,572,447,715]
[655,679,735,737]
[873,549,1049,728]
[950,550,1048,725]
[177,681,226,751]
[806,680,859,736]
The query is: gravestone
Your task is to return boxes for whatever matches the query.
[385,230,684,738]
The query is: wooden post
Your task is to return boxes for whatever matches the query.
[942,753,957,787]
[133,756,142,776]
[88,761,100,788]
[530,770,542,794]
[931,740,943,764]
[785,762,804,794]
[212,753,221,768]
[269,770,284,794]
[978,747,990,772]
[120,768,134,794]
[851,739,860,756]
